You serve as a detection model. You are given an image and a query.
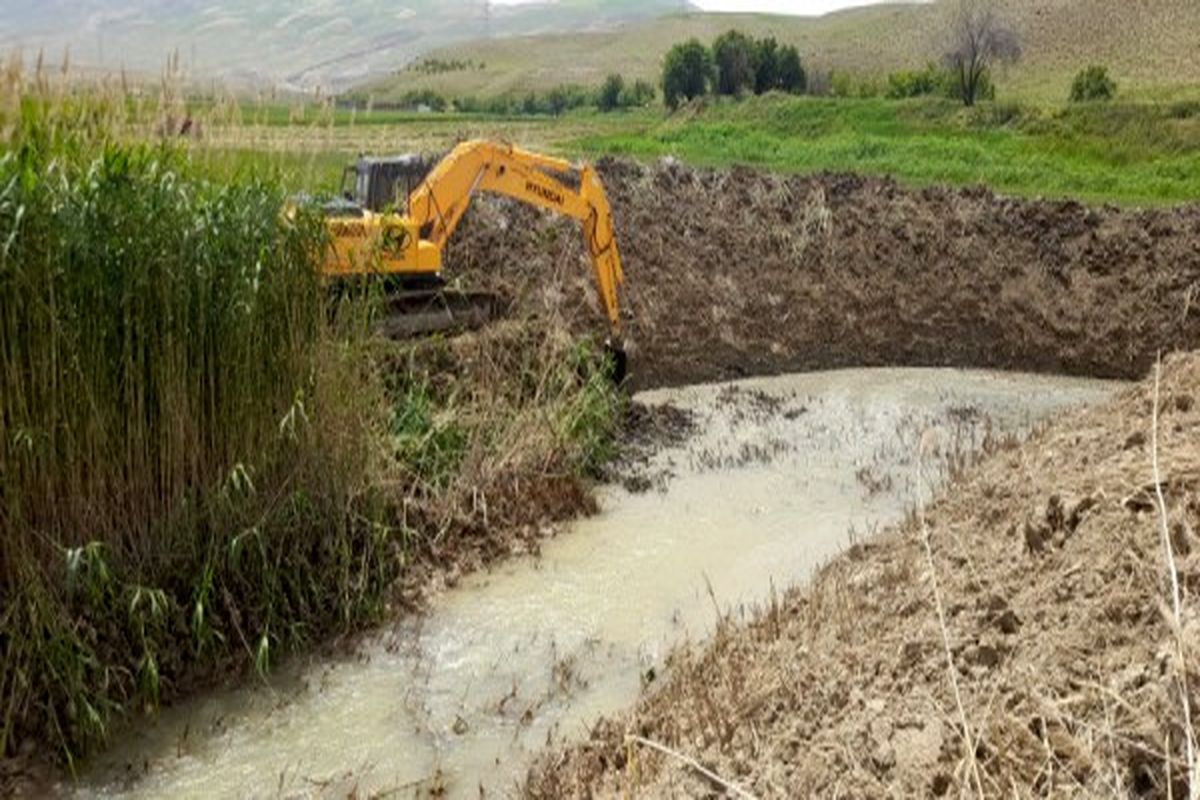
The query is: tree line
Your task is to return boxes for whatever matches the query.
[340,77,656,117]
[662,32,806,109]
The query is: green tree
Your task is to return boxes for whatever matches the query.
[777,45,807,94]
[662,39,714,109]
[713,30,757,96]
[598,73,625,112]
[754,36,780,94]
[1070,65,1117,102]
[547,86,569,116]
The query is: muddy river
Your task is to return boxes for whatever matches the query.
[72,368,1119,799]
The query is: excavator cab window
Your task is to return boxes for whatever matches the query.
[340,154,437,213]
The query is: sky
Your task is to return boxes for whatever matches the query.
[688,0,911,13]
[490,0,916,16]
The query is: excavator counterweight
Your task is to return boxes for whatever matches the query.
[323,140,626,379]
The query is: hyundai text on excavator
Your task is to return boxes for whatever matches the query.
[321,140,627,380]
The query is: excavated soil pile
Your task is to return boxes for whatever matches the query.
[525,353,1200,798]
[450,161,1200,388]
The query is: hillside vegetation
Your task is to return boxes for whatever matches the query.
[365,0,1200,103]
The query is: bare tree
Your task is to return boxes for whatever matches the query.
[943,0,1021,106]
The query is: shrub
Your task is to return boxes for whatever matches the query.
[395,88,448,112]
[622,79,657,108]
[598,73,625,112]
[777,44,806,94]
[1167,100,1200,120]
[829,71,883,99]
[713,30,758,96]
[1070,65,1117,102]
[936,67,994,103]
[547,86,570,116]
[663,39,715,109]
[887,64,946,98]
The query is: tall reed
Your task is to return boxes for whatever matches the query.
[0,64,622,767]
[0,76,392,763]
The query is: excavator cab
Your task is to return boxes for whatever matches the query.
[340,154,436,213]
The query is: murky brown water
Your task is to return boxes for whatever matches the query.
[72,368,1119,799]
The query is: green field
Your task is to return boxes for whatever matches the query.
[197,93,1200,208]
[562,96,1200,206]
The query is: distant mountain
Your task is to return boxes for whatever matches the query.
[0,0,686,91]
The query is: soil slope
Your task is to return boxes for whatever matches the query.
[526,352,1200,798]
[451,159,1200,389]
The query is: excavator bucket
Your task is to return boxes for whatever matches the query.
[606,340,628,385]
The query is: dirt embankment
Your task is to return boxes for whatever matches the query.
[450,160,1200,388]
[527,352,1200,798]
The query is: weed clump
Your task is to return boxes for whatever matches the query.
[1070,65,1118,103]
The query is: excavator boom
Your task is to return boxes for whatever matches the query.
[324,140,625,343]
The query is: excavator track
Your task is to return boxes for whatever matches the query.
[376,287,505,338]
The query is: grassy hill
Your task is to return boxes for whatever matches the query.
[363,0,1200,103]
[0,0,679,92]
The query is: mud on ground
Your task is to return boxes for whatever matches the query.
[450,161,1200,388]
[598,401,697,493]
[525,353,1200,798]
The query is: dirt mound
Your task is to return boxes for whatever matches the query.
[525,352,1200,798]
[449,160,1200,388]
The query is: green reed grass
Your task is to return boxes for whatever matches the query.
[0,58,624,768]
[0,79,395,764]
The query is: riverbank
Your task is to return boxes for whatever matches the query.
[448,158,1200,392]
[8,126,1200,795]
[64,368,1115,798]
[527,352,1200,797]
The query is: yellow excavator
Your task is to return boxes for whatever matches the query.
[321,140,626,379]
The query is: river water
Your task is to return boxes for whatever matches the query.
[73,368,1119,799]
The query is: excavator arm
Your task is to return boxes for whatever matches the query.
[323,140,627,378]
[405,140,625,337]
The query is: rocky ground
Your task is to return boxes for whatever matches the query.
[525,352,1200,798]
